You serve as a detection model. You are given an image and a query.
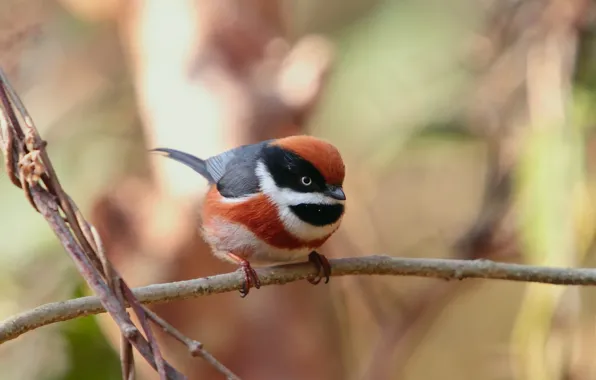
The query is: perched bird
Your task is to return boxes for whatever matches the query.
[151,135,347,296]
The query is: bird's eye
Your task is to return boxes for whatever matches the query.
[301,176,312,186]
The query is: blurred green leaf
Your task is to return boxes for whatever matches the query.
[48,286,120,380]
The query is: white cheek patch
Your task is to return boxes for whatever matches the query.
[255,161,343,241]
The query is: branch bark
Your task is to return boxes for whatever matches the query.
[2,255,596,345]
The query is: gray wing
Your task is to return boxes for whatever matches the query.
[205,140,270,198]
[215,161,261,198]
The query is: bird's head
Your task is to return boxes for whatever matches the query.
[257,135,346,228]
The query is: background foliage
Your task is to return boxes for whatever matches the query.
[2,0,596,379]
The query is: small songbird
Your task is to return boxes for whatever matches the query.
[151,135,346,296]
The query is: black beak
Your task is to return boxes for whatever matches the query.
[324,185,346,201]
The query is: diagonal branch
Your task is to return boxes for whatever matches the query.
[2,255,596,345]
[30,187,183,380]
[0,68,237,380]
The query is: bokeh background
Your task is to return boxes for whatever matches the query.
[2,0,596,379]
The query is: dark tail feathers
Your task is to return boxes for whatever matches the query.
[150,148,214,182]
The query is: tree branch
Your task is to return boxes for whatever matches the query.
[1,255,596,345]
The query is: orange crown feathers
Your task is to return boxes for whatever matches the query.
[273,135,345,185]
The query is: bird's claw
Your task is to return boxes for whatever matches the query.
[239,261,261,297]
[308,251,331,285]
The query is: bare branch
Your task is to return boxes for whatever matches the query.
[142,308,241,380]
[1,255,596,345]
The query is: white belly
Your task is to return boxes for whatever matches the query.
[202,218,313,266]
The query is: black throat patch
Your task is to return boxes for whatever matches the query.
[290,204,344,226]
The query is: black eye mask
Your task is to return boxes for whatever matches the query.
[262,146,327,193]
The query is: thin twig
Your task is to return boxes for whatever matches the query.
[143,308,241,380]
[2,255,596,345]
[119,282,168,379]
[90,221,136,380]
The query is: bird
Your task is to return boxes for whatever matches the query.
[151,135,347,297]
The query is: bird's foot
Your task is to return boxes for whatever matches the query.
[307,251,331,285]
[238,260,261,297]
[227,253,261,297]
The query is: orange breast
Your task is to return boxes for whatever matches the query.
[202,186,332,250]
